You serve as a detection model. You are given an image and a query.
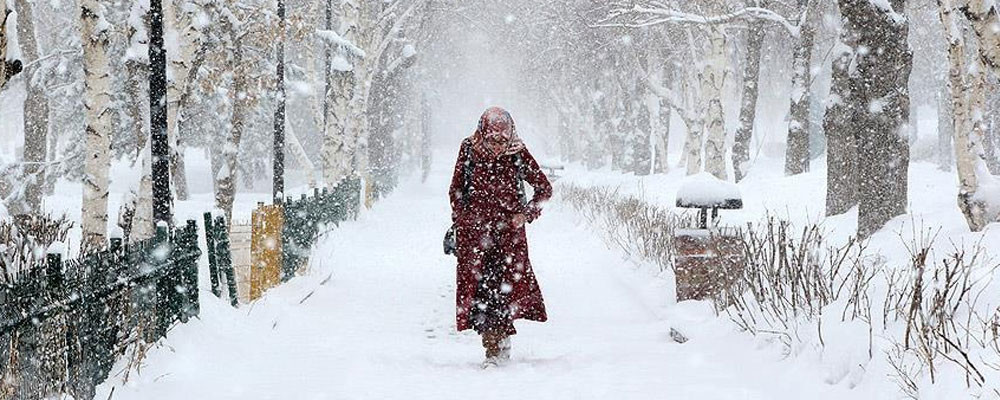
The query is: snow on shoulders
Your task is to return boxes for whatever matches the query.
[675,172,742,208]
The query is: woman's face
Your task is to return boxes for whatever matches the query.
[484,125,511,156]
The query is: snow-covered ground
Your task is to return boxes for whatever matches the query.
[93,153,903,400]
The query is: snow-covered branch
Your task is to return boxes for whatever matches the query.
[316,29,367,58]
[599,1,800,36]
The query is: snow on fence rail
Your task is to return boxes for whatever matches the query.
[0,221,201,400]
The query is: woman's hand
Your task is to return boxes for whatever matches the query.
[512,213,527,228]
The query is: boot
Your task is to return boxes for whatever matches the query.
[498,336,511,362]
[481,332,501,368]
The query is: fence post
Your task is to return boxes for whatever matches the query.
[214,216,239,307]
[204,212,221,298]
[180,220,200,321]
[153,223,172,339]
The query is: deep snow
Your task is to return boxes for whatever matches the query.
[93,154,893,400]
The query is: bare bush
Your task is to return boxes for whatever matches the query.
[0,214,74,282]
[558,182,1000,397]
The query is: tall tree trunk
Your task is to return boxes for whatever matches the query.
[941,0,994,231]
[81,0,113,252]
[957,0,1000,76]
[702,26,728,180]
[733,13,765,182]
[654,94,671,174]
[633,90,652,176]
[217,31,247,226]
[13,0,48,216]
[420,94,432,183]
[1,0,9,90]
[824,35,859,216]
[164,0,199,201]
[842,0,912,238]
[323,66,356,188]
[786,1,816,176]
[937,85,954,171]
[273,0,286,202]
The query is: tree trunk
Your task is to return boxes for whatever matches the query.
[164,0,199,201]
[217,31,247,225]
[80,0,114,252]
[842,0,912,238]
[420,95,431,183]
[824,36,859,216]
[633,91,652,176]
[702,26,728,180]
[958,0,1000,76]
[941,0,994,231]
[733,14,765,182]
[323,66,356,187]
[937,85,954,171]
[1,0,9,90]
[655,95,671,174]
[13,0,48,216]
[786,2,816,176]
[273,0,286,202]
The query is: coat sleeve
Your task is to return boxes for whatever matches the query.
[518,148,553,223]
[449,140,471,223]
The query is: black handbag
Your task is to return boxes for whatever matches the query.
[443,225,457,255]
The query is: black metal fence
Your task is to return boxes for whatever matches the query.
[281,177,362,280]
[0,221,201,400]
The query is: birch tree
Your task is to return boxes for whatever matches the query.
[80,0,113,251]
[12,0,49,216]
[702,25,728,180]
[955,0,999,76]
[939,0,998,231]
[785,0,816,176]
[0,0,17,90]
[733,2,766,182]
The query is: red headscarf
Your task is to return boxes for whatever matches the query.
[470,107,525,159]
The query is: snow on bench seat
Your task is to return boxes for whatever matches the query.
[675,172,743,210]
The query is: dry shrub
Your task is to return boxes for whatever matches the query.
[0,214,74,283]
[558,182,1000,396]
[559,183,681,271]
[722,217,878,353]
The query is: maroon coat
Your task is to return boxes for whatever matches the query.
[449,138,552,332]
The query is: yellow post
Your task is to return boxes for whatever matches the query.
[250,203,284,301]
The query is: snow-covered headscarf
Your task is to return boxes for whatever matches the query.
[470,107,525,159]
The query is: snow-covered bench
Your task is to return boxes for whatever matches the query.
[675,172,743,229]
[673,173,744,302]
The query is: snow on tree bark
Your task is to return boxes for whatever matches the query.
[0,0,9,90]
[823,37,859,217]
[702,26,728,181]
[13,0,49,216]
[940,0,997,231]
[216,25,248,226]
[841,0,912,238]
[785,1,815,176]
[733,11,765,183]
[957,0,1000,76]
[164,0,201,201]
[937,84,954,171]
[80,0,113,251]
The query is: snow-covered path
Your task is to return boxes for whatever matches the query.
[96,160,872,400]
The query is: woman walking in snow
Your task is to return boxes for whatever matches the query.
[448,107,552,367]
